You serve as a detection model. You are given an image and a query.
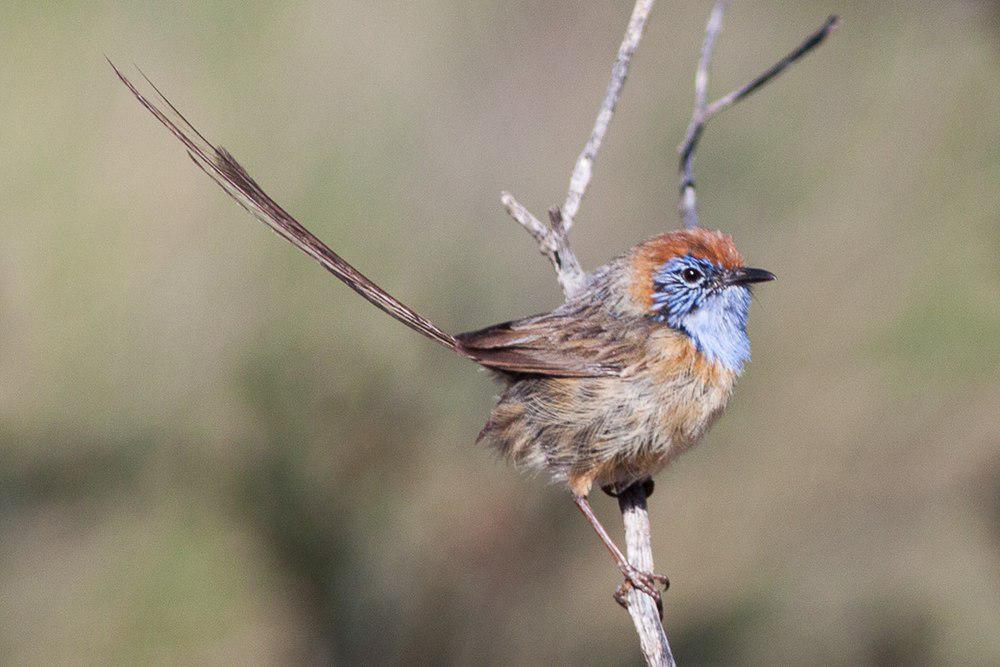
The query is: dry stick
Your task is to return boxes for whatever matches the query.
[503,0,655,299]
[619,485,673,666]
[500,192,584,299]
[501,1,672,665]
[561,0,655,231]
[679,11,840,229]
[679,0,727,231]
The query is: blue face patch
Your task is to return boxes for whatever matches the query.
[651,255,752,373]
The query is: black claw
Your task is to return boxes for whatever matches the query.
[601,484,621,498]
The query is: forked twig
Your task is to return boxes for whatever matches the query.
[500,192,584,298]
[503,0,656,299]
[679,5,840,229]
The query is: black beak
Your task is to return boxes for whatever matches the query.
[726,267,776,286]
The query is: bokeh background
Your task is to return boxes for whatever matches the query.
[3,0,999,663]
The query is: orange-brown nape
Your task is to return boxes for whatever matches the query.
[629,228,744,310]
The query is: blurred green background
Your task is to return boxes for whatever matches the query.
[2,0,999,663]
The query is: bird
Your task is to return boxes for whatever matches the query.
[112,63,775,607]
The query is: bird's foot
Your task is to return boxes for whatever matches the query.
[613,563,669,615]
[613,580,665,619]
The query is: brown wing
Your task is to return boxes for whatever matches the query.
[456,305,630,378]
[110,61,457,352]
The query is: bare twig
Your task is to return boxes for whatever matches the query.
[619,485,675,666]
[503,0,656,300]
[562,0,656,229]
[694,1,727,116]
[500,192,585,298]
[679,10,840,229]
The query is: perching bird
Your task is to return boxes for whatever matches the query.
[113,64,775,606]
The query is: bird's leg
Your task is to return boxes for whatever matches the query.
[573,494,669,604]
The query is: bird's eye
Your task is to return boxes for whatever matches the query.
[681,267,703,284]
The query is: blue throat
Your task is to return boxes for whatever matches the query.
[676,289,751,373]
[651,257,753,373]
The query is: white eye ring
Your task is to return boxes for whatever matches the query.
[681,267,703,285]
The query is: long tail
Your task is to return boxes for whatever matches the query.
[110,60,458,352]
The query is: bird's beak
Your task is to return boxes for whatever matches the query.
[726,267,776,286]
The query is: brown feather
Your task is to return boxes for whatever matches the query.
[110,61,458,352]
[455,302,638,378]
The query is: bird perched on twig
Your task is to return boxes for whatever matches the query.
[112,63,775,608]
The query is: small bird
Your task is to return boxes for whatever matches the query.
[113,64,775,606]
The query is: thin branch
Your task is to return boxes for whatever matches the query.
[619,485,675,666]
[705,15,841,118]
[679,11,840,229]
[502,0,656,300]
[562,0,656,229]
[694,1,727,114]
[500,192,585,297]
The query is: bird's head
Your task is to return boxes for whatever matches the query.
[628,228,775,373]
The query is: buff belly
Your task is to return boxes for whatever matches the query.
[478,358,736,495]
